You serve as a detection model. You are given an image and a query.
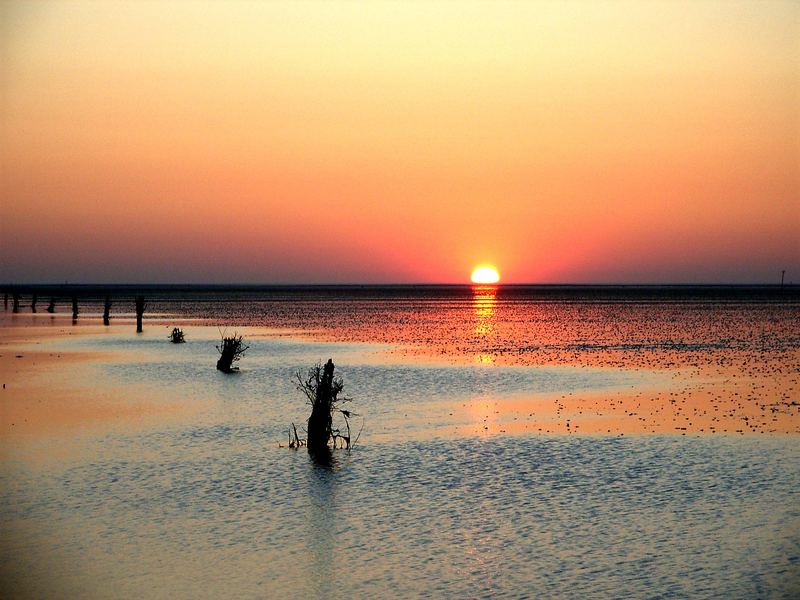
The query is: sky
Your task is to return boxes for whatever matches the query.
[1,0,798,284]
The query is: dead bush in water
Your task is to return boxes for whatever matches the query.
[288,359,362,453]
[169,327,185,343]
[216,333,248,372]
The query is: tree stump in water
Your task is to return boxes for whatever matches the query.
[307,359,337,451]
[46,298,56,313]
[293,359,359,455]
[103,296,111,325]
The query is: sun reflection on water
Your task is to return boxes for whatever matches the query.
[472,285,497,363]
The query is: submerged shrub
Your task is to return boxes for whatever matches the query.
[216,334,248,372]
[169,327,185,343]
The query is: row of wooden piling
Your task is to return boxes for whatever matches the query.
[3,291,147,332]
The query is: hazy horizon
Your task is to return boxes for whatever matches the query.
[1,279,796,288]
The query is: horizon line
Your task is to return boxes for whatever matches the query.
[1,282,796,288]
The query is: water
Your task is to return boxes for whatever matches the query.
[3,434,798,598]
[1,286,799,597]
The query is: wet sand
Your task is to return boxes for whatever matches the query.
[0,319,197,456]
[436,375,800,438]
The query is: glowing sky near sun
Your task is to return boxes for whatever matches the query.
[0,0,797,283]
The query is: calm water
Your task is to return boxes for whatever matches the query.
[1,287,799,598]
[3,433,799,598]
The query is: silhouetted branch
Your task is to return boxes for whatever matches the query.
[288,423,305,448]
[169,327,185,343]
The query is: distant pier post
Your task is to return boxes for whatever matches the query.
[31,293,38,313]
[72,295,79,321]
[103,296,112,326]
[12,292,20,313]
[135,295,146,333]
[781,270,785,289]
[47,298,56,313]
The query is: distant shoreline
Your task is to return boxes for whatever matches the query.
[1,283,798,306]
[1,283,797,289]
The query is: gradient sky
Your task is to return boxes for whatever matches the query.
[1,0,798,284]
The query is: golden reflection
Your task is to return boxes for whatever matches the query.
[472,285,497,363]
[473,285,497,334]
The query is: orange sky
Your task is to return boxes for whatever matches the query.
[1,0,798,284]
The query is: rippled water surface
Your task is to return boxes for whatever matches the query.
[3,433,799,598]
[2,287,799,598]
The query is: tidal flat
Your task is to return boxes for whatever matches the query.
[1,287,798,598]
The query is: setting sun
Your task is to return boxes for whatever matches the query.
[471,265,500,284]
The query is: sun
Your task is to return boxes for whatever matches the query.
[471,265,500,284]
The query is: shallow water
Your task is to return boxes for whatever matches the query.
[2,432,799,598]
[3,328,667,447]
[1,288,799,597]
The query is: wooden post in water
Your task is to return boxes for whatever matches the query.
[135,295,146,333]
[31,293,37,313]
[46,298,56,313]
[72,295,78,320]
[12,292,20,313]
[781,270,786,289]
[103,296,112,325]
